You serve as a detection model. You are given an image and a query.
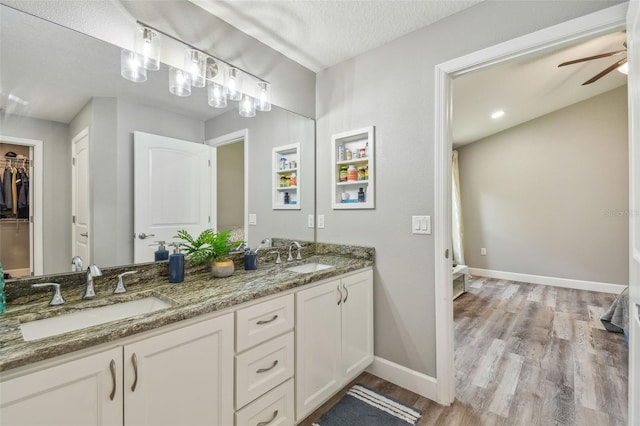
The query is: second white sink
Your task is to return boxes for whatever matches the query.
[287,263,334,274]
[20,296,172,342]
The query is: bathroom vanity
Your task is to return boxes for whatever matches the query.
[0,244,374,426]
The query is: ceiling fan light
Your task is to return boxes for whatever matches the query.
[618,62,629,75]
[120,49,147,83]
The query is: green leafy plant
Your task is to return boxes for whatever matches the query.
[174,229,243,264]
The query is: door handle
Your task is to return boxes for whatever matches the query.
[343,285,349,304]
[80,232,88,237]
[337,285,343,305]
[131,353,138,392]
[256,410,278,426]
[256,360,278,374]
[137,233,155,240]
[109,359,116,401]
[257,315,278,325]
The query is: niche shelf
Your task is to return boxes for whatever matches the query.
[272,143,301,210]
[331,126,375,209]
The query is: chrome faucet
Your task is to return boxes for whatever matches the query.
[255,238,271,254]
[269,250,282,264]
[71,256,83,272]
[32,283,65,306]
[287,241,302,262]
[114,271,137,294]
[83,264,102,299]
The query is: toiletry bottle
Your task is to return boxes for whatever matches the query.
[347,165,357,181]
[0,261,6,314]
[358,187,365,202]
[154,241,169,261]
[168,244,184,283]
[290,172,297,186]
[284,192,290,204]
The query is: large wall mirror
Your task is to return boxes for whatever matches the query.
[0,4,315,278]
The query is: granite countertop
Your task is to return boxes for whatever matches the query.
[0,253,373,372]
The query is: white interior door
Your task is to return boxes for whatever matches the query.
[72,128,90,268]
[133,131,213,263]
[627,2,640,424]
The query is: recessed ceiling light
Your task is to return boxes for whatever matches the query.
[491,110,505,119]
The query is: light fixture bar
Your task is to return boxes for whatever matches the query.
[136,20,270,86]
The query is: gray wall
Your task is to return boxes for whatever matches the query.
[458,87,629,285]
[205,107,315,248]
[217,142,245,231]
[1,114,70,274]
[315,0,623,377]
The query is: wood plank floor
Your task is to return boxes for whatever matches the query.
[299,277,628,425]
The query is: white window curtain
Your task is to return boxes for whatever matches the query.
[452,150,465,266]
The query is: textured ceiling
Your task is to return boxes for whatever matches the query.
[190,0,484,72]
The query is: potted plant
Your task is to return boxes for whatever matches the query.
[174,228,243,278]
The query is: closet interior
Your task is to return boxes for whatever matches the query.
[1,142,32,279]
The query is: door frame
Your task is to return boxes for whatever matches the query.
[0,135,43,276]
[433,3,628,405]
[71,127,90,267]
[205,129,249,244]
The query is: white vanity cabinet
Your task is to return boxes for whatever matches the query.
[295,269,373,421]
[0,314,234,426]
[0,347,123,426]
[124,314,234,426]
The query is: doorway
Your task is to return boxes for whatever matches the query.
[433,3,628,406]
[0,136,43,277]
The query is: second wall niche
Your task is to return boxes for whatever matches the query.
[331,126,375,209]
[272,143,300,210]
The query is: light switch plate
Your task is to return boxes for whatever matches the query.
[412,215,431,235]
[248,214,257,225]
[307,214,314,228]
[317,215,325,229]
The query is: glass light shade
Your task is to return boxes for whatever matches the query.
[120,50,147,83]
[239,94,256,117]
[185,49,206,88]
[208,81,228,108]
[135,26,160,71]
[227,67,243,101]
[169,68,192,96]
[618,62,629,75]
[256,81,272,112]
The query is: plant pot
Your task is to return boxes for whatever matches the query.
[211,259,235,278]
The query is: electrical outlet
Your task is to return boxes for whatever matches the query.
[481,248,487,256]
[307,214,314,228]
[317,215,325,229]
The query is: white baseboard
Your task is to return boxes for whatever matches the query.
[366,356,438,402]
[469,268,626,294]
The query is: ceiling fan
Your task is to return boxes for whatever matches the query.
[558,41,627,85]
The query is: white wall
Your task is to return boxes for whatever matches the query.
[205,107,315,248]
[315,0,624,378]
[1,114,70,274]
[217,142,244,231]
[458,86,628,285]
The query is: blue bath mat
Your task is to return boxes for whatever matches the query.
[313,384,422,426]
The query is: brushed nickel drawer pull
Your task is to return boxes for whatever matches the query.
[256,410,278,426]
[256,360,278,374]
[257,315,278,325]
[131,353,138,392]
[337,285,342,305]
[343,285,349,303]
[109,359,116,401]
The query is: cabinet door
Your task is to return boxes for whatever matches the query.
[295,280,342,421]
[341,270,374,380]
[124,314,233,426]
[0,347,123,426]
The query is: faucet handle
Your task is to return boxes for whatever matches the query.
[269,251,281,264]
[32,283,65,306]
[114,271,138,294]
[71,256,83,272]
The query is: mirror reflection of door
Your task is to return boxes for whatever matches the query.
[71,128,90,269]
[216,141,245,241]
[133,131,214,264]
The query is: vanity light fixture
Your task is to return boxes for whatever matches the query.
[257,81,272,112]
[120,21,272,118]
[491,110,505,119]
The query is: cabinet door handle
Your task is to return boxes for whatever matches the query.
[131,353,138,392]
[337,285,343,305]
[257,314,278,325]
[256,359,278,374]
[256,410,278,426]
[109,359,117,401]
[343,285,349,304]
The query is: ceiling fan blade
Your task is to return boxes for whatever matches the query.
[582,57,627,85]
[558,49,626,67]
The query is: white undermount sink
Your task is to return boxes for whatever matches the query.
[286,262,334,274]
[20,296,171,342]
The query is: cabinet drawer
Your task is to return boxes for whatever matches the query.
[236,332,294,409]
[235,379,294,426]
[236,294,294,352]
